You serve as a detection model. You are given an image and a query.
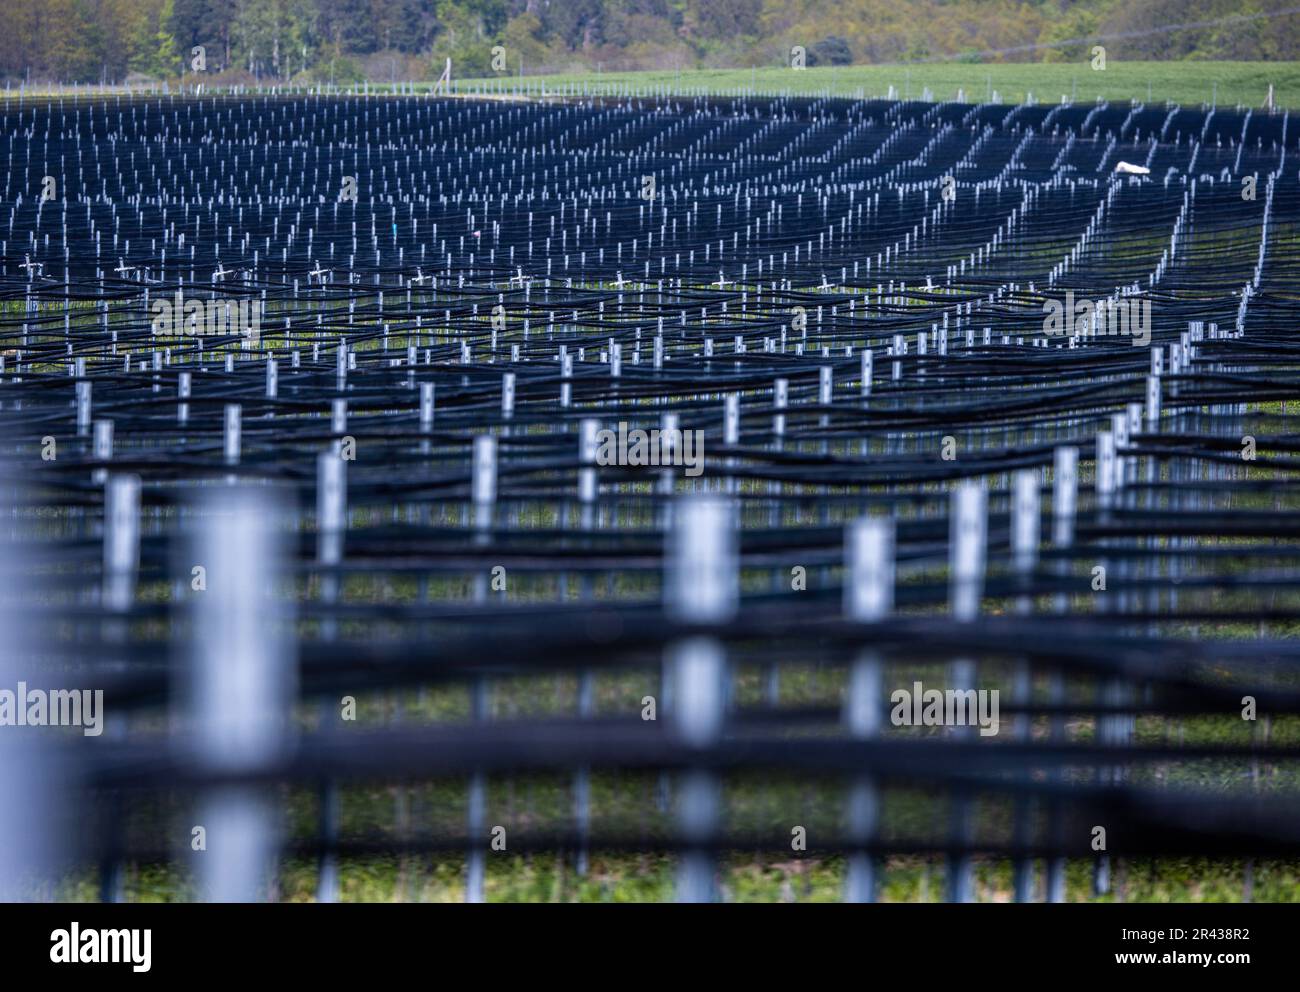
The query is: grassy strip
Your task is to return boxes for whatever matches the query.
[461,61,1300,109]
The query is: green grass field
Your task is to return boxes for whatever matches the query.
[9,61,1296,110]
[461,60,1300,109]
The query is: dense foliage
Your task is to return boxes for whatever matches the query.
[1,0,1297,84]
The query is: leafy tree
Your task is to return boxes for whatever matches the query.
[145,0,182,76]
[683,0,760,40]
[542,0,604,50]
[431,0,507,75]
[231,0,317,79]
[807,35,852,65]
[502,12,553,70]
[171,0,238,68]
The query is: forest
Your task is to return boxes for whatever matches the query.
[1,0,1297,85]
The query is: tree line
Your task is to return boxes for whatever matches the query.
[1,0,1296,85]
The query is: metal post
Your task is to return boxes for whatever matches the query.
[466,434,497,902]
[947,482,986,903]
[1011,469,1039,901]
[667,497,737,902]
[184,487,294,902]
[1048,447,1078,903]
[99,473,140,901]
[315,451,345,901]
[0,469,58,901]
[844,516,893,902]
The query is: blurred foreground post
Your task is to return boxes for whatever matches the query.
[666,497,736,903]
[0,468,60,900]
[843,516,894,902]
[100,473,141,902]
[947,482,986,903]
[466,435,497,903]
[182,486,295,902]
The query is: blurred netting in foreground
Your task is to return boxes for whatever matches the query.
[2,91,1300,902]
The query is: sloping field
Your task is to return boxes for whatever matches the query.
[1,90,1300,903]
